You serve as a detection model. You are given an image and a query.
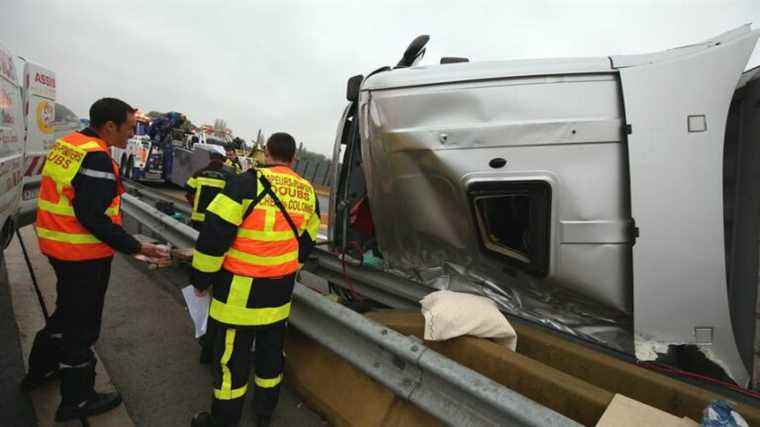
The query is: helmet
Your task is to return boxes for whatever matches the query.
[197,143,227,157]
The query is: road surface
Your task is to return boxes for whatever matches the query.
[6,226,326,426]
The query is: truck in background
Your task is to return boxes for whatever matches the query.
[110,111,159,181]
[112,114,256,187]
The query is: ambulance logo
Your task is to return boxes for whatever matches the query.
[36,100,55,135]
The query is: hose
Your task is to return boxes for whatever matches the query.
[15,229,49,320]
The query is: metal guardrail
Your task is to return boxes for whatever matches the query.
[309,250,427,310]
[291,283,581,427]
[121,193,197,248]
[123,181,192,216]
[116,189,581,427]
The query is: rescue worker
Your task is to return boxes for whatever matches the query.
[190,132,320,427]
[185,144,234,231]
[224,145,243,174]
[20,98,170,422]
[185,144,234,364]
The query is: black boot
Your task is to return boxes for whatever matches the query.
[20,330,62,391]
[191,412,213,427]
[191,411,232,427]
[55,391,122,422]
[20,369,60,392]
[55,359,122,421]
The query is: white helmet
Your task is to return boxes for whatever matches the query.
[198,143,227,157]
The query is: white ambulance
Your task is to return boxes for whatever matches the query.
[18,59,57,220]
[0,42,57,247]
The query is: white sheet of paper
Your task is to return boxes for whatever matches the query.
[181,285,210,338]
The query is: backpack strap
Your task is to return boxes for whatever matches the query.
[240,171,300,239]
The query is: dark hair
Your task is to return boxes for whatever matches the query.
[266,132,296,162]
[89,98,136,129]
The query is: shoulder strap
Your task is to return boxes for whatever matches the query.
[240,171,300,239]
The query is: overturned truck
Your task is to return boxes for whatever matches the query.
[329,25,760,388]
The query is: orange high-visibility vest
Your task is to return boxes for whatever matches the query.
[221,166,316,277]
[35,132,123,261]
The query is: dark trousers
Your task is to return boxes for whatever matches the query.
[27,257,112,403]
[211,321,287,426]
[199,311,217,362]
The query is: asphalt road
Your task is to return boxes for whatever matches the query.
[6,226,325,427]
[0,254,37,427]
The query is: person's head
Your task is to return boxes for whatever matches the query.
[225,146,237,160]
[89,98,136,149]
[208,145,227,163]
[265,132,296,165]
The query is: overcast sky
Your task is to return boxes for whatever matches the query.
[2,0,759,155]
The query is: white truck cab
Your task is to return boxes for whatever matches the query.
[331,26,760,387]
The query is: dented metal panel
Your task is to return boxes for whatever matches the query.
[615,27,760,385]
[359,72,635,351]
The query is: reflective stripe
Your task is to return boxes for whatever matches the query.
[227,248,298,266]
[254,374,282,389]
[79,141,105,151]
[190,177,225,221]
[78,168,115,180]
[264,208,276,231]
[237,228,295,242]
[192,249,225,273]
[36,226,101,244]
[214,384,247,400]
[305,211,320,239]
[207,193,243,226]
[186,177,197,189]
[192,185,201,220]
[228,275,253,307]
[210,300,291,326]
[217,329,237,400]
[196,177,226,188]
[60,361,91,369]
[38,199,76,216]
[38,199,119,217]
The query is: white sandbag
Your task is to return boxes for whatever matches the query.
[420,290,517,351]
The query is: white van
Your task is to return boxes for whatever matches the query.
[18,59,57,219]
[0,43,58,247]
[0,43,28,248]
